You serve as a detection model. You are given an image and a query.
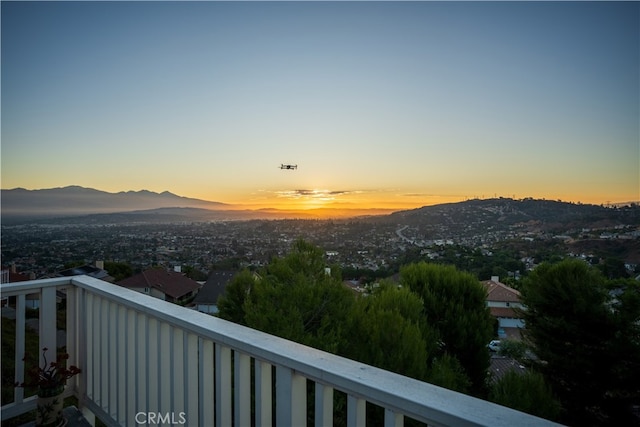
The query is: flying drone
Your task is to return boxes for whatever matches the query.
[279,164,297,170]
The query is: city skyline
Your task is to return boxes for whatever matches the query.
[2,1,638,214]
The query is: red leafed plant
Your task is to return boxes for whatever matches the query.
[15,347,81,391]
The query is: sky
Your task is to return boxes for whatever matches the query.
[2,1,639,212]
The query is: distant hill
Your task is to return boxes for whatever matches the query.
[1,186,229,220]
[367,197,640,238]
[2,188,638,230]
[0,186,397,223]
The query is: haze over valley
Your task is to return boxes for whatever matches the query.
[0,186,398,221]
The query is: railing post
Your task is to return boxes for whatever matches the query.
[276,366,306,427]
[77,285,96,426]
[100,297,109,407]
[147,318,159,417]
[137,313,149,422]
[13,294,26,404]
[315,383,334,427]
[116,305,127,423]
[347,395,366,427]
[107,301,117,419]
[199,339,215,427]
[76,286,92,423]
[40,287,57,359]
[234,352,251,426]
[384,409,404,427]
[66,286,78,391]
[86,292,96,402]
[159,321,171,420]
[126,308,137,424]
[184,332,199,426]
[255,360,272,427]
[172,327,185,416]
[215,345,232,427]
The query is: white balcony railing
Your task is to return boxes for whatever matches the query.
[1,276,561,426]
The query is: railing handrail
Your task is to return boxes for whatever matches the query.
[1,276,560,426]
[1,276,72,294]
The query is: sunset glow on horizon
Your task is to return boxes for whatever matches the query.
[2,2,638,215]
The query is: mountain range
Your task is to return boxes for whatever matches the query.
[2,187,639,229]
[1,186,227,216]
[0,186,396,222]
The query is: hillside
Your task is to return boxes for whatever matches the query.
[2,188,638,235]
[0,186,399,223]
[367,197,639,241]
[1,186,229,219]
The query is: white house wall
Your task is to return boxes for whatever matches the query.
[499,318,525,328]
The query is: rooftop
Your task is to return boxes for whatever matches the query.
[117,267,200,299]
[483,278,521,303]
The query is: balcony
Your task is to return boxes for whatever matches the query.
[1,276,559,426]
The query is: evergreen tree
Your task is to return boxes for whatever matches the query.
[520,259,640,426]
[400,262,493,395]
[242,239,355,353]
[104,261,133,282]
[216,269,255,325]
[426,353,471,393]
[489,370,561,421]
[342,283,435,380]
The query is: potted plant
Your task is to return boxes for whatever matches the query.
[16,347,81,427]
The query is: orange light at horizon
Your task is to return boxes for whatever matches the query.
[193,187,639,215]
[225,192,459,216]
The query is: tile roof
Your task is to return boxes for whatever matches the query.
[118,268,200,299]
[482,279,521,303]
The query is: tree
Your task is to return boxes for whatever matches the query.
[603,278,640,426]
[242,239,355,353]
[520,259,640,426]
[104,261,133,282]
[597,257,629,279]
[216,269,256,325]
[489,370,561,421]
[342,283,435,381]
[496,339,530,361]
[426,353,471,393]
[182,265,208,281]
[400,262,493,395]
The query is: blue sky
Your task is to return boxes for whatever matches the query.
[2,1,638,210]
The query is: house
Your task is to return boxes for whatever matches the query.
[482,276,525,338]
[117,268,200,305]
[192,270,237,314]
